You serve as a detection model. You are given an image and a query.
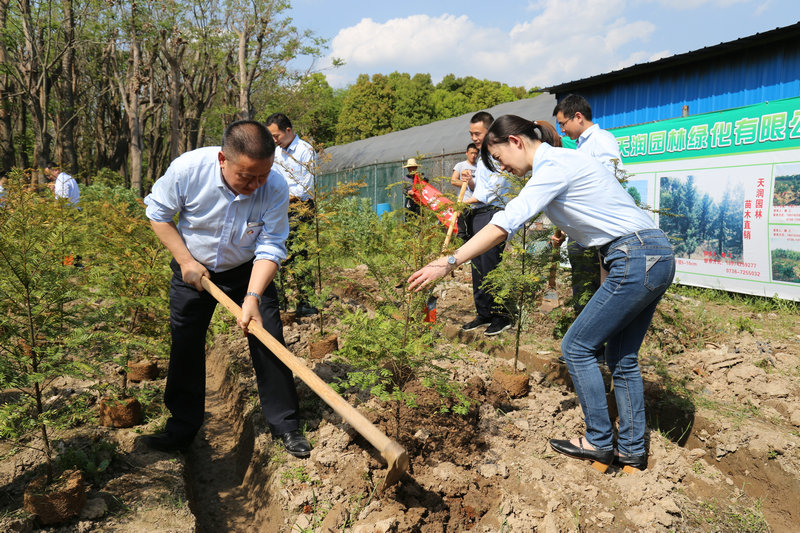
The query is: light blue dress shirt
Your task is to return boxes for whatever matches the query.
[54,172,80,205]
[273,135,316,201]
[144,146,290,272]
[471,157,511,208]
[577,123,624,175]
[490,143,654,248]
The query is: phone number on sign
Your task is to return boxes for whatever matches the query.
[725,268,761,277]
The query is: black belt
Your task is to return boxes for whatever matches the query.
[471,205,500,216]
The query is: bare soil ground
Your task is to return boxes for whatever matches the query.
[2,265,799,532]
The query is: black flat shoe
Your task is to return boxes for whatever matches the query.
[549,437,614,472]
[277,429,312,458]
[141,432,193,453]
[614,452,648,473]
[295,303,318,317]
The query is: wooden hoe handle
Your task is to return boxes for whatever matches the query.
[442,181,469,251]
[200,277,409,492]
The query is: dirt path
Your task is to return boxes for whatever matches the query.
[185,340,257,533]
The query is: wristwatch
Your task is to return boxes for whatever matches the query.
[245,291,262,304]
[447,255,458,268]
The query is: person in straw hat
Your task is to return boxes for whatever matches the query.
[402,157,426,217]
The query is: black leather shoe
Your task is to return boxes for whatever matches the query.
[295,304,318,317]
[614,452,648,472]
[142,432,193,453]
[278,429,312,458]
[550,437,614,472]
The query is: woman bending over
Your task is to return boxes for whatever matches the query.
[408,115,674,472]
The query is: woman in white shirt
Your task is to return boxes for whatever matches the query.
[408,115,674,473]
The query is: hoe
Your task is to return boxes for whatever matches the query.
[201,277,409,493]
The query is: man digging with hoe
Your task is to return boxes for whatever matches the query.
[141,120,311,458]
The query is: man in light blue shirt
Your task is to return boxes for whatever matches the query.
[266,112,318,317]
[455,112,512,336]
[554,94,625,362]
[142,120,311,458]
[554,94,624,175]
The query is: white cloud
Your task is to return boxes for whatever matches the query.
[641,0,750,7]
[322,1,660,89]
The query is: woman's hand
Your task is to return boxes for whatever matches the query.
[407,257,452,291]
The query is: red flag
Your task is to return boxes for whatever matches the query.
[408,175,458,229]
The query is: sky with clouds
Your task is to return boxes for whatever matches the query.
[289,0,800,90]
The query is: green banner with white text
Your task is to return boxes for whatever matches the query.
[612,96,800,301]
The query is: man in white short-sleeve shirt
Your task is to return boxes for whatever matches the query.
[450,143,479,240]
[454,112,512,337]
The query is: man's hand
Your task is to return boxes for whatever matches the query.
[550,230,566,249]
[238,295,263,336]
[180,260,210,291]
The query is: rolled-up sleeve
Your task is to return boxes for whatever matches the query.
[144,165,182,222]
[254,173,290,265]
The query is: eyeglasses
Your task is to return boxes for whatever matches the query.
[556,115,575,128]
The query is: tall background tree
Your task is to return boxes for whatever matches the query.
[0,0,535,194]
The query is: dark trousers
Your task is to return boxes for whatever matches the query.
[165,259,300,439]
[456,208,472,242]
[468,207,506,320]
[567,241,602,314]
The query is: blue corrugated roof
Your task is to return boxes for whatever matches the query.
[548,22,800,129]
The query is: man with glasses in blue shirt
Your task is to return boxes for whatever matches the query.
[554,95,626,363]
[142,120,311,458]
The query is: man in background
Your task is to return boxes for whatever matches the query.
[450,143,479,241]
[554,94,624,175]
[44,161,80,206]
[455,112,512,336]
[266,113,318,317]
[553,94,626,361]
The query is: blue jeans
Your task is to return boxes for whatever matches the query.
[561,229,674,456]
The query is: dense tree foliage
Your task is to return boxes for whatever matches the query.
[0,0,325,192]
[773,175,800,206]
[335,72,535,144]
[0,0,537,193]
[771,248,800,282]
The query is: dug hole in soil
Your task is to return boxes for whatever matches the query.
[2,265,800,532]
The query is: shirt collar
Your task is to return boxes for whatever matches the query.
[284,134,300,154]
[216,165,241,200]
[577,123,599,148]
[532,142,553,171]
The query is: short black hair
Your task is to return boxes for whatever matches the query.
[221,120,276,160]
[466,143,478,152]
[265,112,292,131]
[45,161,58,169]
[470,111,494,129]
[552,94,593,121]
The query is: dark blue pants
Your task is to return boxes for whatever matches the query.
[164,259,300,439]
